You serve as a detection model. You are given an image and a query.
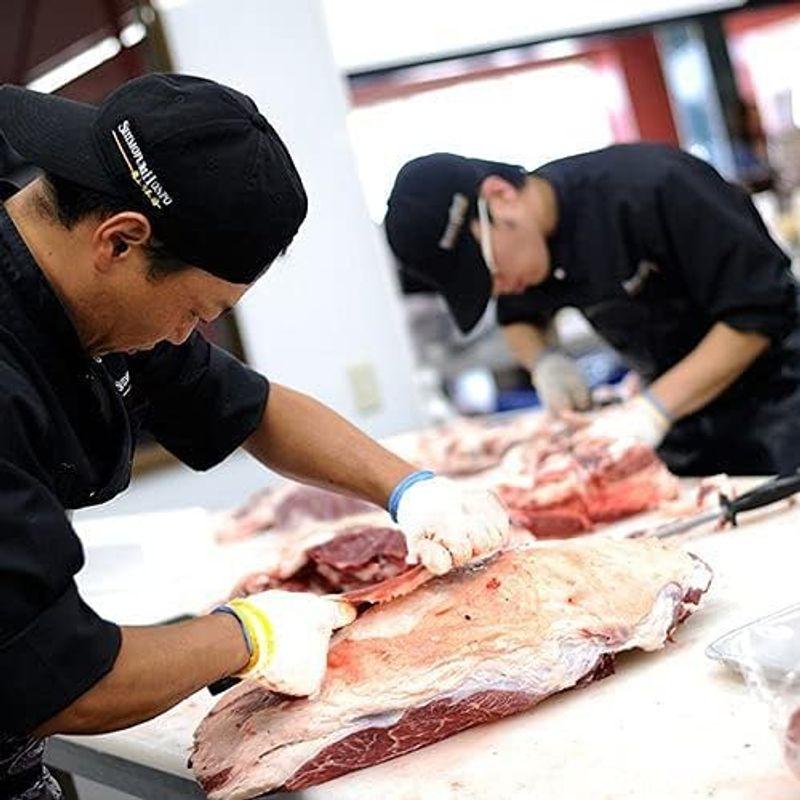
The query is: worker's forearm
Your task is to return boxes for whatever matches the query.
[650,322,769,419]
[245,383,415,508]
[501,322,552,369]
[34,614,248,736]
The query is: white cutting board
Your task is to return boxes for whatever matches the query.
[67,490,800,799]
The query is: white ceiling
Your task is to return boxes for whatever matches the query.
[321,0,745,72]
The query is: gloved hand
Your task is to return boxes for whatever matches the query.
[391,472,510,575]
[222,590,356,696]
[531,349,591,413]
[581,391,672,448]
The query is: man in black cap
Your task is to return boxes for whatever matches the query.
[0,74,508,798]
[385,144,800,476]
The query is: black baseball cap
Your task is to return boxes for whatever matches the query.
[0,132,38,200]
[385,153,526,333]
[0,73,307,284]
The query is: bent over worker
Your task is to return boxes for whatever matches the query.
[0,75,508,799]
[385,144,800,476]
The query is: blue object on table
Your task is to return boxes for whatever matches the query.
[496,388,540,412]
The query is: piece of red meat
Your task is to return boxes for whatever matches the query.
[499,439,678,538]
[305,526,409,592]
[227,525,412,599]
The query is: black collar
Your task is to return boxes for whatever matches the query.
[534,165,578,287]
[0,205,89,372]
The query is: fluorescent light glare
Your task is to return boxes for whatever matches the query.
[27,36,121,93]
[120,21,147,48]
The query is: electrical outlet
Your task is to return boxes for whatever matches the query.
[348,362,382,414]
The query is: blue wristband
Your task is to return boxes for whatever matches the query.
[212,604,252,659]
[642,388,674,423]
[388,470,435,522]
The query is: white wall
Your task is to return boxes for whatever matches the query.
[79,0,423,520]
[347,60,614,222]
[159,0,421,437]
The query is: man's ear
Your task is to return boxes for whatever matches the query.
[92,212,152,273]
[478,175,521,219]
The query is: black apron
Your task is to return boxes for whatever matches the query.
[582,275,800,476]
[0,734,61,800]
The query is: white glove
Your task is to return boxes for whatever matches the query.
[224,590,356,696]
[531,349,591,412]
[583,392,671,448]
[395,475,510,576]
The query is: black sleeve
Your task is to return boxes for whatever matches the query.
[129,331,269,470]
[496,293,555,329]
[655,160,797,342]
[0,374,120,733]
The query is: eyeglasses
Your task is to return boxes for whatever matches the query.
[477,196,496,275]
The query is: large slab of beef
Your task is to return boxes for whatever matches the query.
[192,538,711,798]
[498,438,679,538]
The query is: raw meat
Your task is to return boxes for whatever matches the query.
[226,519,411,599]
[342,564,430,605]
[215,484,379,543]
[785,707,800,780]
[215,413,679,549]
[498,438,679,537]
[659,473,736,518]
[407,413,543,476]
[192,538,711,798]
[304,525,409,593]
[223,437,682,602]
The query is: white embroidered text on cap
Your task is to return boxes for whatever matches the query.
[111,120,173,210]
[438,193,468,251]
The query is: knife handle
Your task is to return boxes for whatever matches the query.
[721,470,800,525]
[208,675,241,696]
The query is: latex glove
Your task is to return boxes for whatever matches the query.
[224,590,356,696]
[393,473,510,576]
[582,392,671,448]
[531,349,591,412]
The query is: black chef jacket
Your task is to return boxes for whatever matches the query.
[498,143,800,475]
[0,204,269,736]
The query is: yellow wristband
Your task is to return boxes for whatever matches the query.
[228,598,276,676]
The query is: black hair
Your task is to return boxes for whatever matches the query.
[38,172,189,280]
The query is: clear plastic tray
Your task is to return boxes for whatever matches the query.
[707,603,800,781]
[706,603,800,679]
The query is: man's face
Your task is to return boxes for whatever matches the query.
[468,177,551,296]
[90,255,248,357]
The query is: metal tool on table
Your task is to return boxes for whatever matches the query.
[651,470,800,539]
